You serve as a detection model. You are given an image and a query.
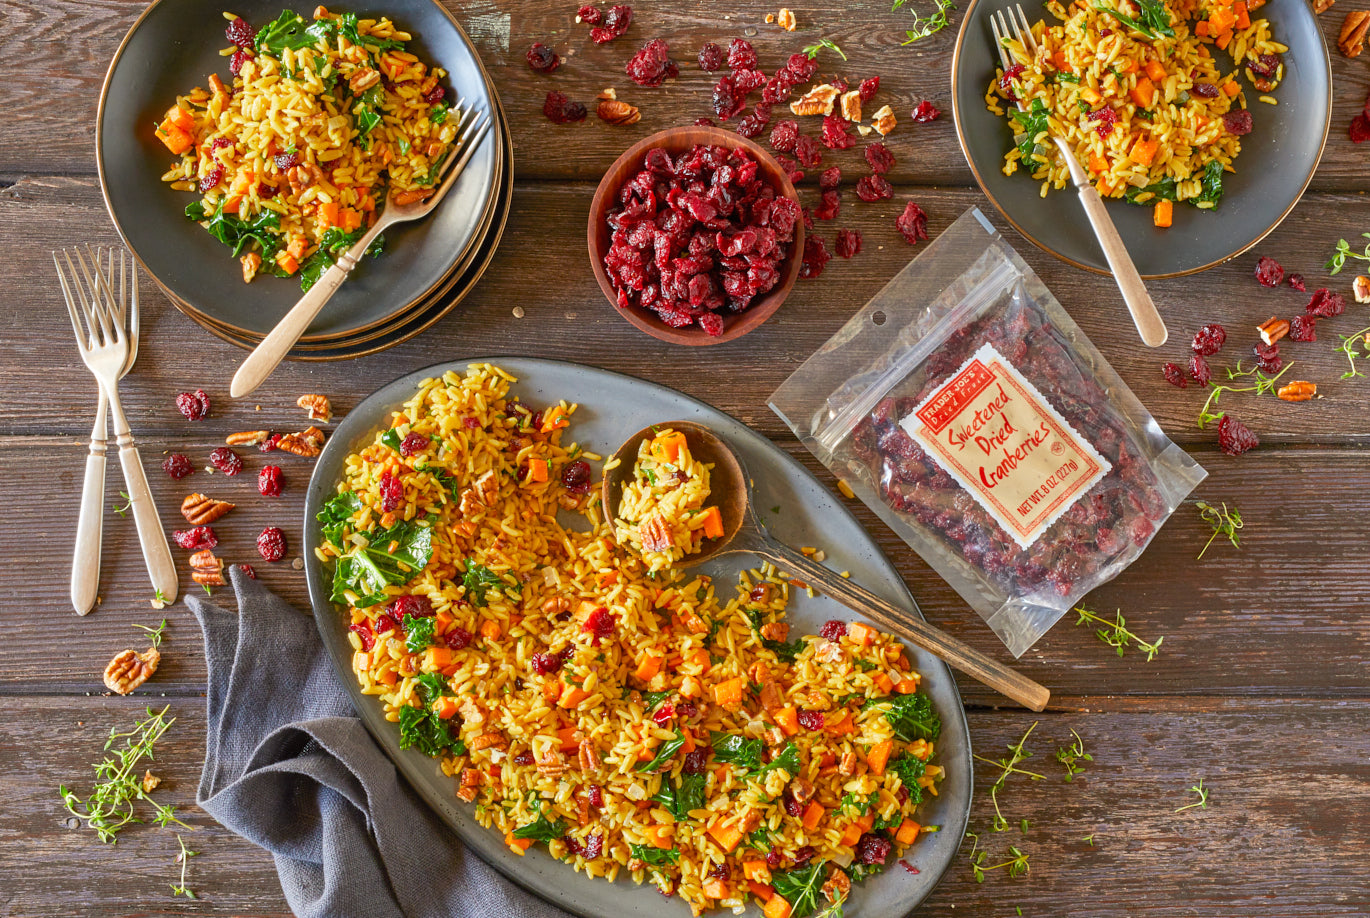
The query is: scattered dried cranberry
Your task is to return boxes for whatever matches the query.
[1351,109,1370,144]
[815,189,840,221]
[1191,323,1226,356]
[785,52,819,83]
[735,103,772,138]
[379,470,404,512]
[694,117,716,126]
[526,42,561,73]
[176,389,210,421]
[770,119,799,153]
[1254,256,1284,287]
[796,709,825,731]
[698,41,724,71]
[349,620,376,651]
[911,99,941,122]
[856,832,893,865]
[800,235,830,279]
[259,433,282,452]
[727,38,757,70]
[1306,288,1345,318]
[792,846,817,868]
[1162,362,1187,388]
[651,701,675,726]
[783,795,804,817]
[865,142,895,174]
[577,4,602,24]
[1189,354,1212,386]
[565,832,604,859]
[229,49,251,76]
[274,151,299,171]
[1288,315,1317,341]
[682,748,708,775]
[256,464,283,497]
[858,76,880,102]
[793,133,822,168]
[1217,414,1259,456]
[1222,110,1253,136]
[444,626,472,650]
[209,446,242,476]
[589,4,631,42]
[1287,273,1306,292]
[374,613,399,635]
[198,164,225,194]
[819,619,847,641]
[896,201,929,244]
[1087,106,1119,137]
[530,651,565,675]
[999,63,1025,87]
[172,526,218,551]
[1192,82,1220,98]
[398,432,430,457]
[1253,340,1282,373]
[225,16,255,48]
[900,860,920,874]
[423,83,446,105]
[238,563,256,579]
[561,458,592,494]
[543,90,587,123]
[256,526,287,562]
[818,166,841,191]
[821,114,856,150]
[707,862,729,881]
[582,606,616,644]
[626,38,676,87]
[587,785,605,807]
[391,594,434,620]
[162,453,194,479]
[856,174,893,202]
[513,750,534,766]
[835,229,862,258]
[712,74,745,120]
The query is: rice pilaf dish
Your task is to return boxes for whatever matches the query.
[317,364,944,917]
[614,428,725,573]
[156,7,460,288]
[986,0,1287,227]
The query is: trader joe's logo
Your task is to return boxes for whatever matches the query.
[900,343,1111,549]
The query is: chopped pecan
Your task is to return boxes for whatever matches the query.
[226,429,270,447]
[103,647,160,694]
[538,750,567,778]
[1313,0,1334,13]
[840,90,862,123]
[838,749,857,776]
[142,770,161,793]
[597,98,641,125]
[789,84,839,116]
[789,775,816,805]
[181,492,234,525]
[1354,275,1370,304]
[871,104,897,136]
[1257,316,1290,346]
[543,596,572,615]
[1247,0,1268,9]
[778,7,797,30]
[639,514,672,552]
[1339,10,1369,56]
[190,549,225,586]
[1277,380,1317,402]
[297,394,333,423]
[759,622,790,642]
[241,252,261,283]
[759,680,785,714]
[822,868,852,903]
[278,425,325,457]
[597,88,617,101]
[470,731,508,752]
[349,68,380,93]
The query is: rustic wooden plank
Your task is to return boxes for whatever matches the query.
[4,176,1370,448]
[1,0,1366,191]
[6,694,1367,916]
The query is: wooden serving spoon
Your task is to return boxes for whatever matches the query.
[602,420,1051,712]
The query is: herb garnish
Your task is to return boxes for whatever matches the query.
[967,831,1031,882]
[802,38,847,60]
[1093,0,1174,40]
[112,489,133,517]
[1176,778,1210,812]
[170,834,198,899]
[895,0,957,44]
[1195,500,1243,560]
[1334,326,1370,379]
[1056,729,1092,782]
[1325,233,1370,274]
[1197,360,1293,428]
[135,618,168,649]
[972,721,1044,832]
[1073,606,1164,660]
[771,860,827,916]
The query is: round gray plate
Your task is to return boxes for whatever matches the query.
[97,0,500,338]
[303,357,973,918]
[951,0,1331,277]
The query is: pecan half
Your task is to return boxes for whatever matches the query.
[597,99,641,126]
[278,425,325,457]
[226,429,270,447]
[1277,381,1317,402]
[578,738,600,773]
[1354,275,1370,304]
[181,492,234,525]
[1257,316,1290,346]
[349,68,380,93]
[190,549,225,586]
[839,90,862,123]
[1339,10,1368,56]
[778,7,797,30]
[789,84,839,117]
[871,104,897,136]
[104,647,160,694]
[297,394,333,423]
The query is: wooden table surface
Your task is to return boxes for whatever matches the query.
[3,0,1368,915]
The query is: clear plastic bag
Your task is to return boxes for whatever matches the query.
[770,208,1206,656]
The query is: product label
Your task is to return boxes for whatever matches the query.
[900,343,1111,549]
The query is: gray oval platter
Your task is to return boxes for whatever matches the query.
[303,357,973,918]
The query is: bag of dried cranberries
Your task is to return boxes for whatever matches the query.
[770,208,1206,656]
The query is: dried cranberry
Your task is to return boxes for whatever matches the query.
[172,526,218,551]
[707,863,729,881]
[229,49,251,76]
[238,563,256,579]
[543,90,587,123]
[162,453,194,479]
[712,74,745,120]
[682,748,708,775]
[698,41,724,71]
[796,709,825,731]
[1254,255,1283,287]
[225,16,256,48]
[1287,273,1306,292]
[1189,354,1212,386]
[391,594,434,620]
[513,750,534,766]
[444,627,472,650]
[912,99,941,122]
[582,606,616,644]
[576,832,605,859]
[799,235,830,279]
[856,832,893,865]
[1222,110,1253,136]
[577,4,602,25]
[274,151,299,171]
[1087,106,1119,137]
[590,4,631,42]
[785,53,819,83]
[726,37,757,70]
[374,613,399,635]
[256,526,287,562]
[626,38,675,87]
[821,114,856,150]
[1191,323,1226,356]
[526,42,561,73]
[770,119,799,153]
[587,785,605,807]
[561,459,592,494]
[856,174,893,202]
[198,164,225,194]
[1217,414,1259,456]
[349,620,375,652]
[209,446,242,476]
[858,76,880,102]
[900,860,920,874]
[793,133,822,168]
[530,652,565,675]
[694,117,716,126]
[835,229,862,258]
[819,166,842,191]
[1351,111,1370,144]
[1288,315,1317,341]
[379,471,404,512]
[819,619,847,640]
[815,190,840,221]
[254,464,282,497]
[792,845,817,868]
[732,68,766,94]
[999,63,1025,88]
[1248,52,1281,78]
[1306,288,1345,318]
[783,795,804,817]
[1193,82,1220,98]
[176,389,210,421]
[1253,341,1282,373]
[1162,362,1187,388]
[398,432,430,457]
[735,103,772,138]
[865,142,895,174]
[651,701,676,726]
[896,201,929,244]
[765,846,784,869]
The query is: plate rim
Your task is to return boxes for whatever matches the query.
[949,0,1333,278]
[300,356,975,918]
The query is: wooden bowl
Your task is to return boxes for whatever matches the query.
[587,126,805,346]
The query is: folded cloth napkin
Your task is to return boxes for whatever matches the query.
[187,566,573,918]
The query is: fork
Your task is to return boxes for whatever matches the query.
[230,103,494,398]
[69,248,141,614]
[992,4,1168,347]
[56,247,178,608]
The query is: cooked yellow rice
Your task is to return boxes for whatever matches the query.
[614,429,719,572]
[316,364,943,916]
[157,8,459,282]
[986,0,1287,212]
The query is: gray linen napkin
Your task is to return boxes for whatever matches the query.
[187,566,572,918]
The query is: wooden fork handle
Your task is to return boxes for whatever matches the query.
[753,536,1050,711]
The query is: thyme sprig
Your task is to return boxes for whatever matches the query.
[802,38,847,60]
[1197,360,1294,429]
[1195,500,1243,560]
[1325,233,1370,275]
[972,721,1043,831]
[1176,778,1210,812]
[1334,325,1370,379]
[134,618,168,649]
[170,834,198,898]
[1056,729,1092,782]
[1073,606,1164,661]
[968,835,1031,882]
[112,490,133,517]
[895,0,956,43]
[60,705,189,843]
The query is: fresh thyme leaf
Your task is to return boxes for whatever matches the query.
[1055,728,1092,782]
[1335,325,1370,379]
[134,619,168,650]
[1083,833,1096,845]
[170,833,198,898]
[1176,778,1210,812]
[1194,500,1243,560]
[1073,606,1164,661]
[112,490,132,517]
[771,859,826,916]
[802,37,847,60]
[1197,360,1293,429]
[1325,233,1370,275]
[894,0,957,43]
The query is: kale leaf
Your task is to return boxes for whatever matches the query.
[462,562,509,608]
[380,428,403,451]
[1009,98,1050,164]
[760,742,801,779]
[709,731,764,771]
[863,693,941,743]
[397,703,464,757]
[771,860,826,917]
[651,773,707,820]
[317,490,363,548]
[298,222,385,292]
[255,10,337,54]
[887,753,926,805]
[637,735,686,773]
[403,614,436,653]
[414,671,447,702]
[1093,0,1174,40]
[336,11,405,51]
[512,809,567,843]
[1194,160,1224,207]
[329,519,434,607]
[642,690,674,710]
[187,199,283,260]
[628,843,681,866]
[1124,177,1178,205]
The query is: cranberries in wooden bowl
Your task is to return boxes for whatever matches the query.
[588,127,804,345]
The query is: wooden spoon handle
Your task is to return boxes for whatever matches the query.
[753,537,1050,712]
